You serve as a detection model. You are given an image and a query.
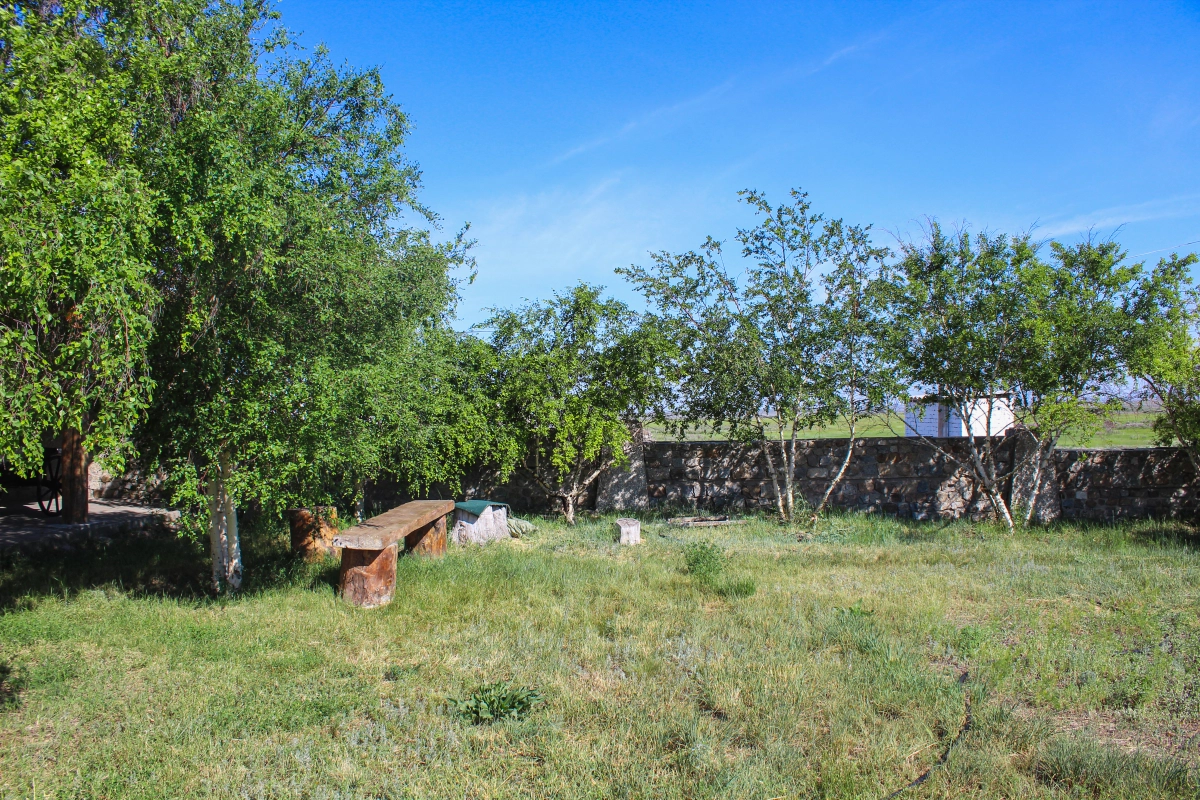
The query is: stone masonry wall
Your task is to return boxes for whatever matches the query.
[640,438,1009,520]
[595,438,1198,522]
[1054,447,1198,521]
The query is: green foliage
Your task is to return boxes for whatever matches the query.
[487,283,666,522]
[683,540,724,582]
[1121,251,1200,468]
[621,189,896,522]
[0,1,162,474]
[836,598,874,617]
[129,6,490,521]
[451,681,543,725]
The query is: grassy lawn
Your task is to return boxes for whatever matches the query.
[647,410,1164,449]
[3,514,1200,798]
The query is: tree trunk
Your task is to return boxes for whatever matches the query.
[562,494,576,525]
[206,454,243,592]
[783,424,797,520]
[1021,438,1054,527]
[812,424,858,524]
[760,440,788,522]
[60,426,89,524]
[206,478,227,593]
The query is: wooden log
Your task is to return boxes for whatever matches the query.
[289,508,319,557]
[289,507,340,561]
[407,514,446,557]
[338,543,398,609]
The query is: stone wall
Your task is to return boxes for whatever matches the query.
[73,437,1200,524]
[1054,447,1198,521]
[638,438,1008,520]
[595,437,1199,522]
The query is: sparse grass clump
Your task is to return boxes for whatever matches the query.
[684,539,757,599]
[1,512,1199,797]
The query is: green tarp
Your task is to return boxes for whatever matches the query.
[454,499,508,518]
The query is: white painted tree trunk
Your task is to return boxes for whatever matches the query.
[206,454,243,592]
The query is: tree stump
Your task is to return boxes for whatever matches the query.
[288,507,340,561]
[614,518,641,545]
[338,543,398,609]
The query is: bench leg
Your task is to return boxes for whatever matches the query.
[339,543,398,608]
[405,515,446,557]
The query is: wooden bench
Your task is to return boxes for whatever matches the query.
[332,499,454,608]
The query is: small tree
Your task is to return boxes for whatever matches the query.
[807,219,899,521]
[1121,251,1200,470]
[1011,239,1143,524]
[884,223,1037,531]
[621,191,823,521]
[487,284,665,524]
[623,189,894,523]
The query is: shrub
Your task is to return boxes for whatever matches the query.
[684,541,724,582]
[451,681,543,724]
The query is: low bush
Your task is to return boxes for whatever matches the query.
[451,681,543,724]
[683,540,724,582]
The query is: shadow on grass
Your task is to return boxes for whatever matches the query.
[0,662,22,710]
[0,515,340,611]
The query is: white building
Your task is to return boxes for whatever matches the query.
[904,395,1014,438]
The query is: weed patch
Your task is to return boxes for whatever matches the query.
[451,681,543,724]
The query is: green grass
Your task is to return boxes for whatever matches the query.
[1059,411,1163,449]
[648,410,1165,448]
[3,512,1200,798]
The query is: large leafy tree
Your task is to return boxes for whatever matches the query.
[623,189,895,523]
[134,7,482,590]
[487,284,665,524]
[0,1,162,521]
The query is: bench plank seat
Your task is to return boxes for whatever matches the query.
[333,500,454,551]
[335,499,454,608]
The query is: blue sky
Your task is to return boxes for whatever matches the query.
[276,0,1200,326]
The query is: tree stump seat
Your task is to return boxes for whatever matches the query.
[332,499,454,608]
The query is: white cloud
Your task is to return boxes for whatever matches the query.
[453,175,729,326]
[1035,193,1200,239]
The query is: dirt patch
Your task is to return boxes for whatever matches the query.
[1013,704,1200,763]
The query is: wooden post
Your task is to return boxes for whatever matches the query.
[338,543,398,609]
[60,427,88,524]
[406,515,446,557]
